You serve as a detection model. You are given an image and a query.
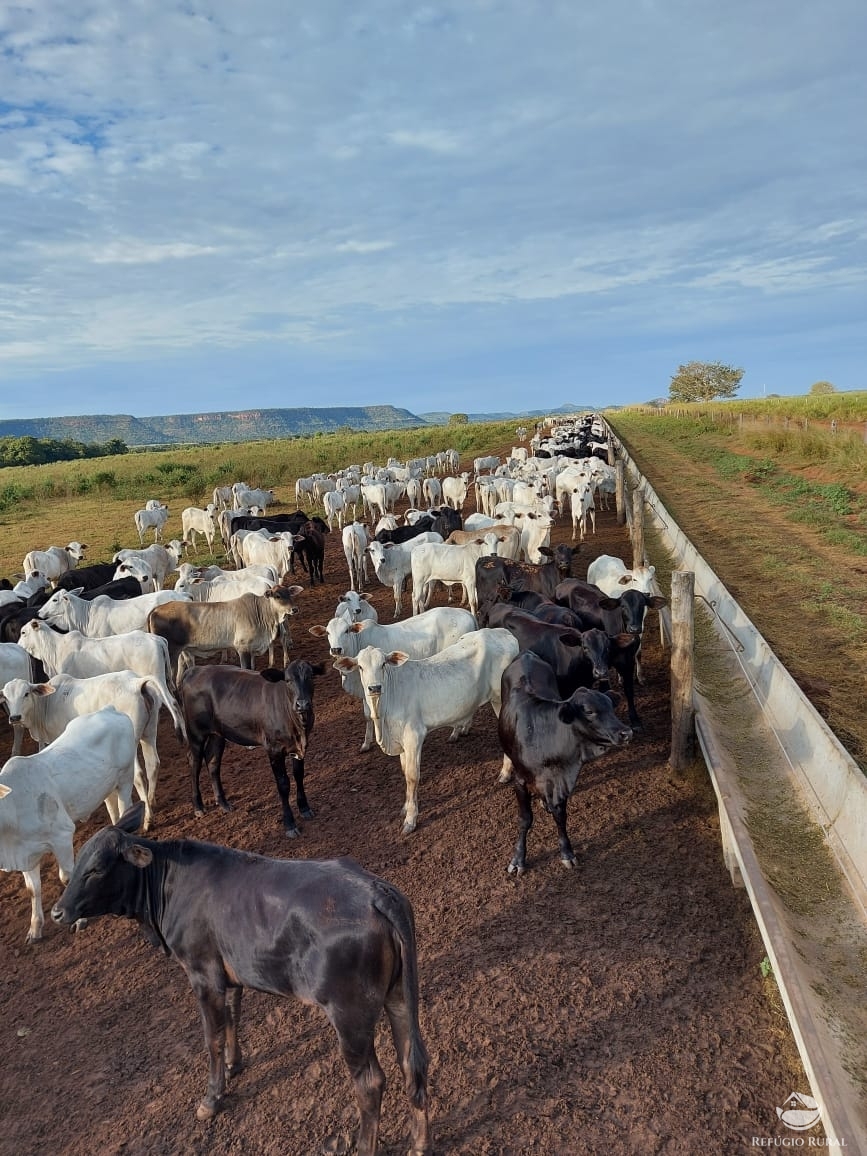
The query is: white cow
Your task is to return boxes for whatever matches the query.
[1,671,185,830]
[323,489,347,531]
[181,505,219,554]
[233,484,275,510]
[366,533,444,618]
[334,629,519,834]
[311,606,477,752]
[409,534,499,617]
[341,522,369,591]
[134,503,169,545]
[0,707,138,942]
[174,571,275,603]
[212,485,234,510]
[334,590,378,624]
[441,474,470,511]
[22,542,87,583]
[18,620,177,702]
[0,643,34,754]
[114,543,182,591]
[230,529,294,579]
[586,556,657,597]
[0,574,49,607]
[421,478,442,507]
[37,587,191,638]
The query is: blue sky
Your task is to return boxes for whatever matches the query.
[1,1,865,420]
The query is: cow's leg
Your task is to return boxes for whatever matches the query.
[291,755,314,819]
[22,866,44,944]
[612,651,641,729]
[139,710,161,822]
[550,797,577,868]
[399,734,424,835]
[205,735,233,811]
[188,739,208,815]
[267,750,299,836]
[497,753,514,785]
[132,754,154,831]
[190,978,228,1120]
[447,712,474,741]
[384,995,433,1156]
[508,779,534,876]
[224,985,243,1078]
[329,1007,386,1156]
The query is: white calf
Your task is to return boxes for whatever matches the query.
[0,708,138,942]
[341,522,369,591]
[334,629,519,834]
[134,504,169,544]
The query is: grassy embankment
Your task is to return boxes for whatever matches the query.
[609,406,867,771]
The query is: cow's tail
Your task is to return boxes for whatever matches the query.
[142,675,187,744]
[373,880,429,1111]
[155,636,187,742]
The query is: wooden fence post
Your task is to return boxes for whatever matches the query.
[670,570,695,777]
[631,489,645,570]
[607,440,616,467]
[615,461,626,526]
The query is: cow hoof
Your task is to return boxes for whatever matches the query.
[72,918,88,934]
[497,770,513,785]
[559,857,576,870]
[219,801,234,813]
[284,827,300,839]
[507,862,525,877]
[194,807,205,818]
[196,1099,220,1121]
[401,820,417,836]
[300,806,315,819]
[25,931,43,945]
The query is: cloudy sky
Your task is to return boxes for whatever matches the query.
[1,1,865,420]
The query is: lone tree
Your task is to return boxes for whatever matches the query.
[669,361,744,403]
[810,380,836,394]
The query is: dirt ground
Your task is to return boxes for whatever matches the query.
[0,464,816,1155]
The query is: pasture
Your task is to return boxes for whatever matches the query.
[0,429,815,1153]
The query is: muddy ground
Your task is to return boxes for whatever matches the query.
[0,476,815,1155]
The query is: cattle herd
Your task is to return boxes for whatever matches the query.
[0,413,671,1154]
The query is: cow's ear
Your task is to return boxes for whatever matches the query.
[598,597,621,611]
[115,802,145,834]
[70,587,85,597]
[539,547,553,558]
[122,842,153,869]
[648,595,667,609]
[349,622,364,634]
[287,585,304,598]
[32,683,56,697]
[308,625,328,637]
[362,593,373,601]
[387,651,409,666]
[0,783,11,799]
[260,668,284,682]
[333,656,357,673]
[618,575,632,585]
[310,662,327,677]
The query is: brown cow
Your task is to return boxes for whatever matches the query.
[178,659,325,836]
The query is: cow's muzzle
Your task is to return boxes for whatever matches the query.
[330,647,342,656]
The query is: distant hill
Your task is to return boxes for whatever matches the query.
[419,403,593,424]
[0,405,427,447]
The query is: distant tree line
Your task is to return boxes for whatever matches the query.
[0,435,128,468]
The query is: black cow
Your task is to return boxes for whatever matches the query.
[475,547,573,628]
[487,604,613,698]
[554,579,665,727]
[178,659,324,836]
[429,506,462,539]
[51,805,432,1156]
[291,522,325,586]
[498,651,632,874]
[55,562,118,592]
[374,516,435,544]
[65,576,145,602]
